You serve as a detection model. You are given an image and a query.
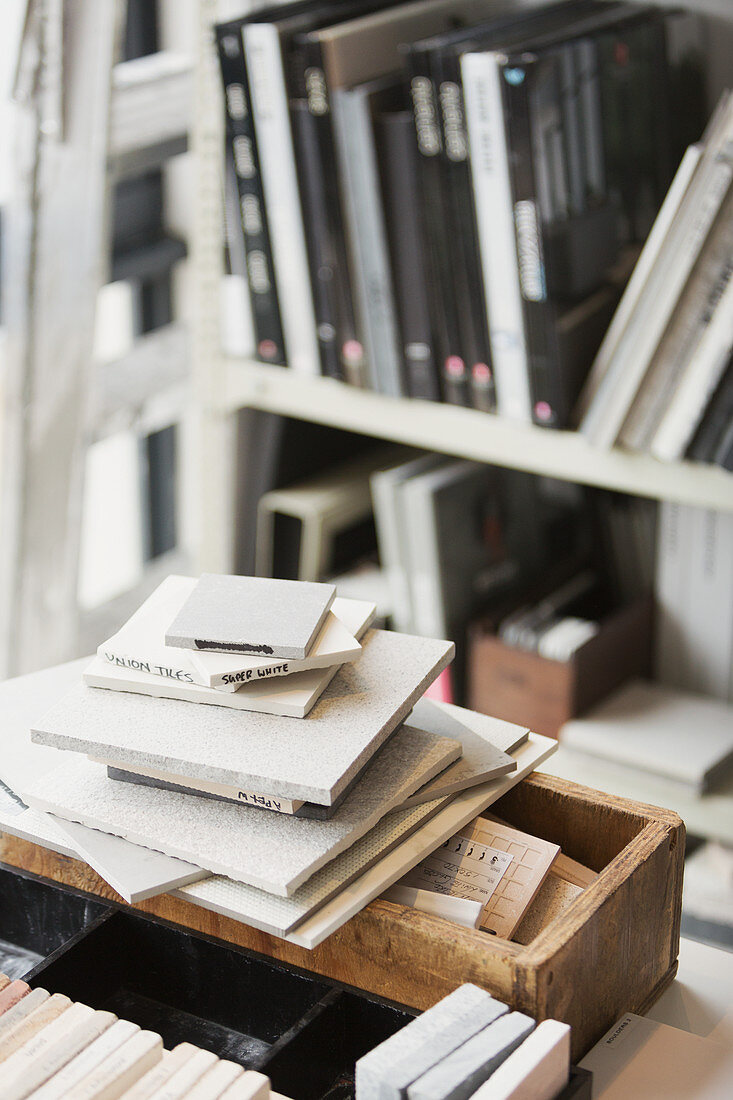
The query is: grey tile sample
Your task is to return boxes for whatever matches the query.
[407,1012,536,1100]
[32,629,455,805]
[174,796,449,938]
[401,700,520,808]
[165,574,336,659]
[23,724,460,896]
[355,984,509,1100]
[410,699,530,755]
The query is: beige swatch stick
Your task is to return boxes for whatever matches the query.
[0,986,50,1040]
[0,993,71,1062]
[183,1061,245,1100]
[31,1019,140,1100]
[219,1071,271,1100]
[3,1006,115,1100]
[146,1047,218,1099]
[0,980,30,1015]
[64,1028,164,1100]
[117,1046,197,1100]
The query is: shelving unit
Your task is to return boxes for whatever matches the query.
[190,0,733,577]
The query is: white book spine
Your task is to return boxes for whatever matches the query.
[685,508,733,701]
[576,143,703,431]
[654,502,694,690]
[332,88,402,396]
[243,23,320,376]
[649,274,733,461]
[402,481,446,639]
[580,152,732,448]
[462,51,532,423]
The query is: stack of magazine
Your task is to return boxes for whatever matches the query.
[576,90,733,467]
[217,0,703,427]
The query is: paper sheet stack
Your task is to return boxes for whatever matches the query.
[7,574,557,949]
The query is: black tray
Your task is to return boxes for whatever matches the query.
[0,863,109,981]
[5,866,590,1100]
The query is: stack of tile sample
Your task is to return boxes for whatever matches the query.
[11,574,557,948]
[356,984,582,1100]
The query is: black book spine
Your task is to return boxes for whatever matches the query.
[404,42,464,407]
[501,53,567,429]
[687,357,733,465]
[433,46,496,413]
[378,109,440,402]
[292,35,366,386]
[290,99,344,381]
[215,21,286,366]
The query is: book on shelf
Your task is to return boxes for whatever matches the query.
[215,0,707,437]
[687,354,733,471]
[576,89,733,449]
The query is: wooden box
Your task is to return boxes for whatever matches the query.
[468,599,653,738]
[0,772,684,1061]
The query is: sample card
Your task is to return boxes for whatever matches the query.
[402,834,513,908]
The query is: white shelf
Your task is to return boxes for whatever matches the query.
[541,748,733,846]
[221,357,733,513]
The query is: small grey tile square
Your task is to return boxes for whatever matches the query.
[165,574,336,659]
[407,1012,535,1100]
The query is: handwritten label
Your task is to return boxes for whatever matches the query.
[403,834,513,906]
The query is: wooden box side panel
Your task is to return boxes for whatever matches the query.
[515,819,685,1061]
[494,772,673,873]
[0,835,518,1011]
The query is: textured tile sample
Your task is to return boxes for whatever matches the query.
[23,725,461,895]
[356,985,508,1100]
[511,875,584,946]
[33,629,455,805]
[102,763,307,816]
[165,573,335,659]
[190,597,371,689]
[290,734,556,950]
[174,734,557,948]
[175,796,449,937]
[49,818,208,904]
[469,1019,570,1100]
[410,699,529,754]
[401,699,520,808]
[83,653,340,718]
[407,1012,536,1100]
[465,819,560,938]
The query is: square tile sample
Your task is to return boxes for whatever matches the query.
[190,597,372,690]
[176,734,558,947]
[400,699,521,808]
[465,818,560,939]
[23,724,461,896]
[83,655,340,719]
[33,629,455,806]
[165,574,336,659]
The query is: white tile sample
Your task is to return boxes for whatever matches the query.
[356,985,508,1100]
[401,699,521,808]
[380,886,484,929]
[289,734,557,950]
[83,653,340,719]
[23,724,461,896]
[96,575,200,684]
[165,573,336,659]
[190,597,372,689]
[33,629,455,805]
[407,1012,536,1100]
[561,679,733,792]
[175,797,449,938]
[470,1019,570,1100]
[49,818,208,904]
[410,699,529,754]
[175,735,557,948]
